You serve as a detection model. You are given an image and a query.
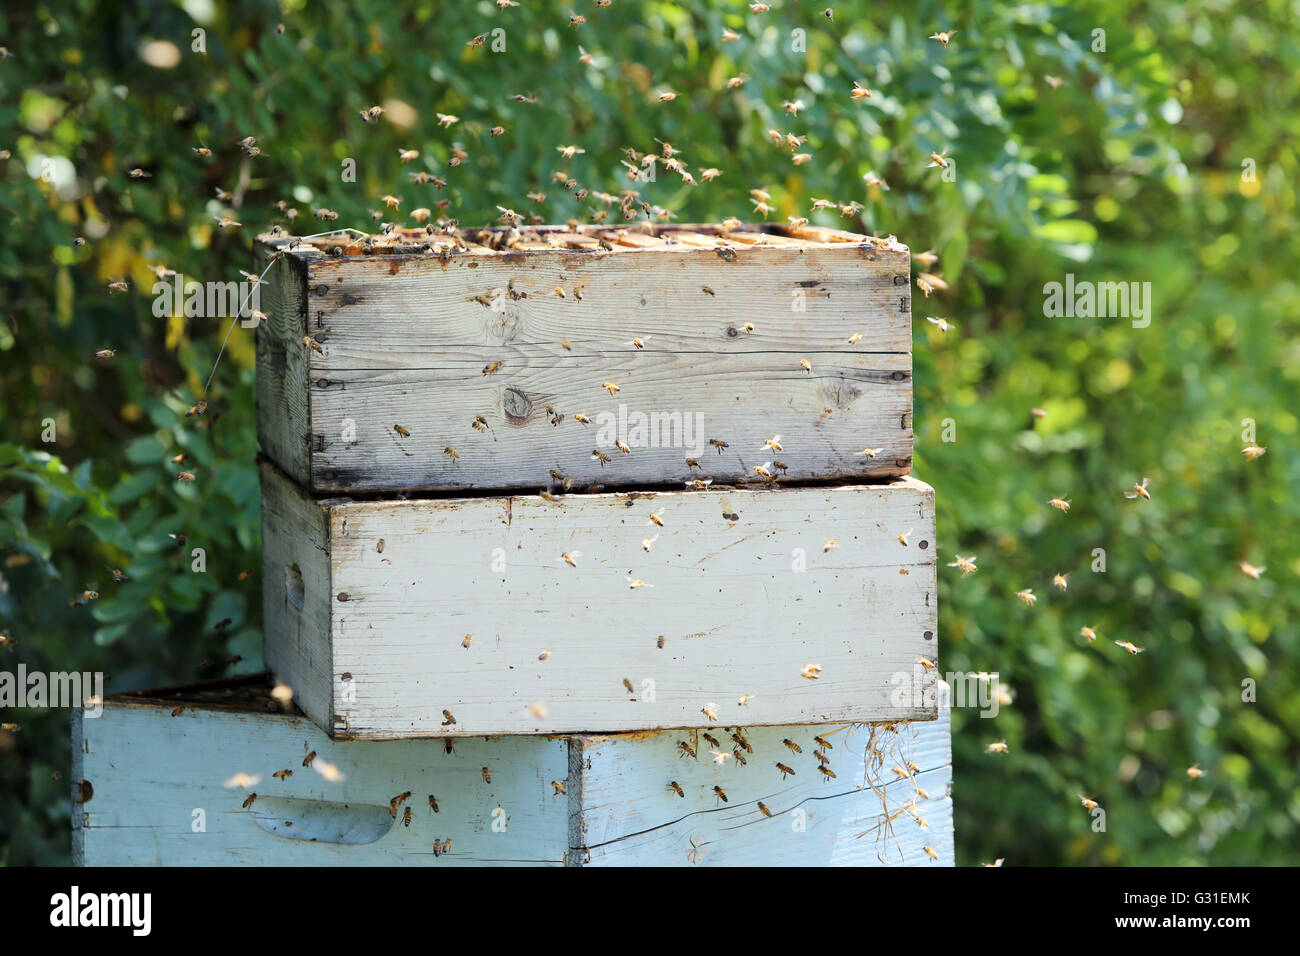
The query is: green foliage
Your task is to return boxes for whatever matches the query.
[1,0,1296,865]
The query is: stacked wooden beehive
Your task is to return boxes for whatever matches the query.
[73,223,950,866]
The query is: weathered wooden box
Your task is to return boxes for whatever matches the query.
[72,678,952,866]
[262,461,939,739]
[256,224,913,496]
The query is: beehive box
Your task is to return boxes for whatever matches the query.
[72,678,952,867]
[256,223,913,496]
[262,461,939,739]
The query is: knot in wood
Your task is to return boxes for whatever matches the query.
[503,386,533,423]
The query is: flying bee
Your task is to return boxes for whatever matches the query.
[573,412,592,425]
[481,767,491,783]
[94,348,116,361]
[757,801,772,817]
[685,457,701,470]
[782,738,802,754]
[569,14,586,26]
[591,449,611,466]
[1080,626,1098,642]
[1015,588,1037,607]
[460,634,472,650]
[626,577,652,590]
[302,336,323,354]
[512,92,539,103]
[776,762,796,779]
[713,785,728,803]
[814,734,833,752]
[615,440,631,455]
[242,793,257,809]
[685,479,713,490]
[428,795,440,813]
[1048,496,1071,513]
[481,361,502,376]
[722,28,740,41]
[359,105,384,123]
[1079,795,1099,810]
[858,446,885,458]
[394,424,410,438]
[443,446,459,462]
[389,792,412,817]
[657,636,665,649]
[1125,477,1152,500]
[947,554,977,575]
[736,695,755,710]
[753,462,773,480]
[1114,640,1145,655]
[577,44,594,65]
[801,663,821,680]
[701,703,718,722]
[175,471,196,483]
[1187,765,1205,779]
[800,358,812,374]
[444,739,455,755]
[623,678,635,694]
[926,316,955,334]
[986,741,1009,754]
[916,656,937,670]
[669,781,685,797]
[441,710,457,726]
[1239,562,1266,579]
[658,90,678,102]
[648,509,664,527]
[898,528,913,546]
[1053,573,1070,591]
[678,740,696,760]
[601,380,620,394]
[818,765,837,780]
[929,29,957,46]
[709,438,729,454]
[641,534,659,552]
[702,731,721,749]
[472,415,489,433]
[1241,444,1266,460]
[559,551,580,568]
[107,279,129,293]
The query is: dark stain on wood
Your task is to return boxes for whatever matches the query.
[78,779,93,804]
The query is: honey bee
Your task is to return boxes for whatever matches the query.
[389,792,412,817]
[722,28,740,41]
[1114,640,1145,655]
[1079,795,1099,810]
[559,551,580,568]
[947,554,978,575]
[926,316,955,334]
[776,762,796,779]
[731,729,753,752]
[916,656,937,670]
[1047,496,1071,513]
[782,738,802,754]
[626,577,653,590]
[444,739,455,755]
[1239,562,1266,580]
[538,649,552,661]
[460,634,472,650]
[658,90,678,102]
[657,636,665,649]
[359,105,384,123]
[713,785,728,803]
[1241,444,1266,460]
[685,479,713,490]
[641,534,659,552]
[685,457,701,470]
[647,509,664,527]
[601,381,621,394]
[929,29,957,46]
[1187,765,1205,779]
[511,92,539,104]
[678,740,696,760]
[569,14,586,26]
[801,663,821,680]
[301,335,323,355]
[1052,573,1070,592]
[752,462,773,480]
[615,439,631,455]
[701,703,718,722]
[272,768,293,781]
[428,795,440,812]
[0,635,13,648]
[242,793,258,809]
[1013,588,1037,607]
[575,413,592,425]
[106,279,130,293]
[1125,477,1152,500]
[213,215,242,229]
[623,678,635,694]
[442,710,456,725]
[528,701,550,719]
[800,358,812,374]
[986,741,1009,754]
[481,767,492,783]
[1080,626,1098,642]
[592,449,611,466]
[1,723,18,732]
[175,471,196,483]
[669,780,685,797]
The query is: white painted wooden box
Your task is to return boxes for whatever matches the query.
[256,223,913,496]
[72,678,952,867]
[261,461,939,740]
